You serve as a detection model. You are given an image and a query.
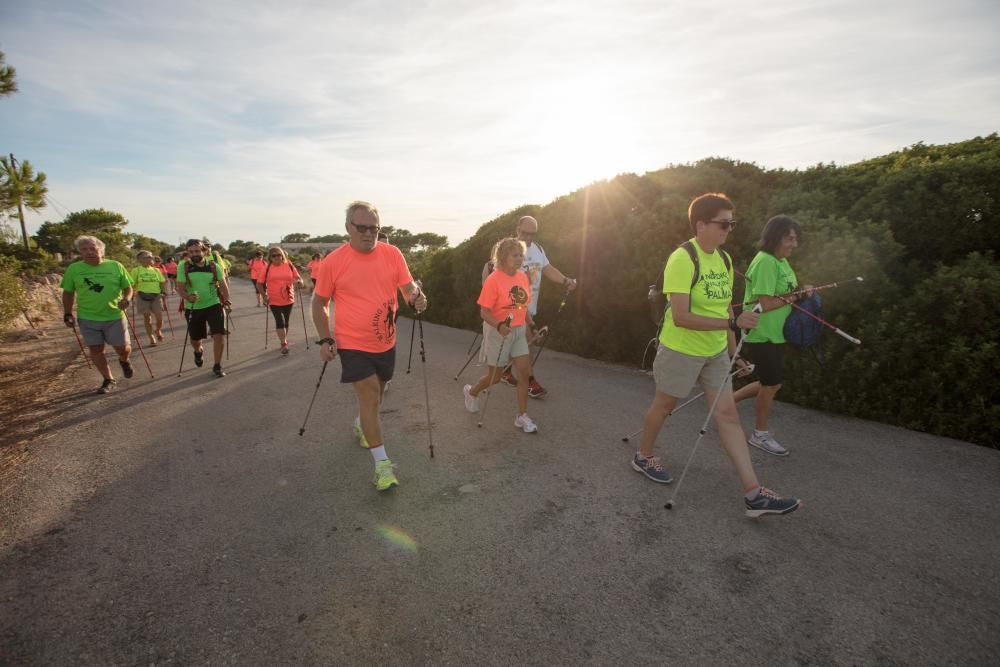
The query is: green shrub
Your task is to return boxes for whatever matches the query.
[0,255,28,329]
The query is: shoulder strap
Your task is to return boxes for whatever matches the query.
[263,262,271,282]
[679,241,700,289]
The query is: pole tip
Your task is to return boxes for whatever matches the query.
[477,423,483,428]
[621,436,630,442]
[856,276,864,281]
[298,429,305,436]
[664,500,674,510]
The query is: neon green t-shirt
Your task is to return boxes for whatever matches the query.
[659,240,733,357]
[744,251,798,344]
[177,260,224,310]
[130,265,166,295]
[60,260,133,322]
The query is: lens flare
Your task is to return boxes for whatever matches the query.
[375,524,418,553]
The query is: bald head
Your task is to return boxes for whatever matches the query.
[516,216,538,245]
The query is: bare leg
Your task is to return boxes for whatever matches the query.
[276,327,288,345]
[112,344,131,363]
[470,366,502,396]
[212,334,224,365]
[512,355,531,415]
[89,344,113,380]
[732,380,760,403]
[705,387,759,490]
[752,384,781,432]
[143,312,155,344]
[353,374,384,446]
[638,390,679,457]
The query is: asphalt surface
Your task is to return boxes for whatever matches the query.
[2,280,998,666]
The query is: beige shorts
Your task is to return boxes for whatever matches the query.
[135,294,163,314]
[481,322,530,367]
[652,344,731,398]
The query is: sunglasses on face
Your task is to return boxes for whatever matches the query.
[707,219,737,231]
[351,222,381,235]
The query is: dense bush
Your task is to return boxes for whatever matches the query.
[0,254,28,329]
[417,135,1000,446]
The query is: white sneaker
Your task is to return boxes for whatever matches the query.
[463,384,479,413]
[514,413,538,433]
[748,431,788,456]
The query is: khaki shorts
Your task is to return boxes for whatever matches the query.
[653,344,731,398]
[481,322,530,367]
[136,293,163,314]
[79,318,130,348]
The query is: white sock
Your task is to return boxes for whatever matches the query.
[354,416,361,429]
[754,429,769,437]
[369,445,388,462]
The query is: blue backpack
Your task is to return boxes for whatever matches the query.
[783,294,824,363]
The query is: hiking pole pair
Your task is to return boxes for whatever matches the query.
[452,330,482,380]
[477,314,513,428]
[665,305,761,511]
[620,364,755,442]
[122,308,155,378]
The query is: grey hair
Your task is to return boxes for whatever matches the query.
[345,200,380,228]
[74,235,106,253]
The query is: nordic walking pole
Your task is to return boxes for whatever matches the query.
[297,284,310,349]
[665,305,761,511]
[477,314,513,428]
[531,283,573,367]
[122,309,155,378]
[406,314,416,374]
[621,365,754,442]
[162,296,175,338]
[68,320,94,368]
[466,331,480,354]
[416,309,435,458]
[177,312,191,376]
[453,339,481,381]
[739,276,864,307]
[264,301,270,349]
[738,270,862,345]
[298,361,329,436]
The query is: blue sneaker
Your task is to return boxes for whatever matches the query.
[632,453,672,484]
[745,487,800,518]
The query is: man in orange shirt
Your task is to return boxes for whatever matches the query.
[311,201,427,491]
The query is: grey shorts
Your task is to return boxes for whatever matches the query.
[136,294,163,314]
[482,322,530,367]
[79,318,130,348]
[653,344,731,398]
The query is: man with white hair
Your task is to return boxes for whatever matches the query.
[61,235,135,394]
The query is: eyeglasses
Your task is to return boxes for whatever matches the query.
[519,231,537,237]
[351,222,381,235]
[707,219,737,231]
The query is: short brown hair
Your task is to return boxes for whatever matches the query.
[688,193,734,234]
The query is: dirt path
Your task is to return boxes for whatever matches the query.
[1,280,998,665]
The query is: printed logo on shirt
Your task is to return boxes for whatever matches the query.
[372,298,398,344]
[699,268,732,302]
[83,277,105,293]
[507,285,529,311]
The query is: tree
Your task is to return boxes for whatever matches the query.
[34,208,129,258]
[281,232,311,243]
[0,155,48,250]
[309,233,348,243]
[0,51,16,97]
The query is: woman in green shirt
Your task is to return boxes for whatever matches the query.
[130,251,166,347]
[734,215,813,456]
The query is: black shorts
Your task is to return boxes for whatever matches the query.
[741,341,785,386]
[166,274,177,280]
[188,303,226,340]
[339,348,396,384]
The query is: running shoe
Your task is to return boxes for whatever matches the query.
[748,431,788,456]
[354,417,369,448]
[193,350,204,367]
[501,370,517,386]
[96,378,116,395]
[213,364,226,378]
[281,342,289,355]
[148,339,158,347]
[373,459,399,491]
[745,487,800,518]
[631,453,672,484]
[514,413,538,433]
[463,384,480,413]
[119,360,134,379]
[528,378,547,399]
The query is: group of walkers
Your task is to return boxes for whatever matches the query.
[59,193,808,517]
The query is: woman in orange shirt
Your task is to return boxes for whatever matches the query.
[257,246,303,354]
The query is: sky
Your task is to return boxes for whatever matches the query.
[2,0,998,248]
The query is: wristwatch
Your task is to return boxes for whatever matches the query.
[728,317,739,332]
[318,337,335,346]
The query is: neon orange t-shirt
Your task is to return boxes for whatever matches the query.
[477,269,531,327]
[314,243,413,353]
[164,260,177,275]
[248,258,267,281]
[307,259,321,276]
[263,262,300,307]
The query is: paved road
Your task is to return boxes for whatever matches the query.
[2,280,998,665]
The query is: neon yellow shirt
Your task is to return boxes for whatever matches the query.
[659,239,733,357]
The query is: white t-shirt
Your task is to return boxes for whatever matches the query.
[520,243,549,316]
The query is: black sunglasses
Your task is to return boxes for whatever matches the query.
[707,219,737,231]
[351,222,381,235]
